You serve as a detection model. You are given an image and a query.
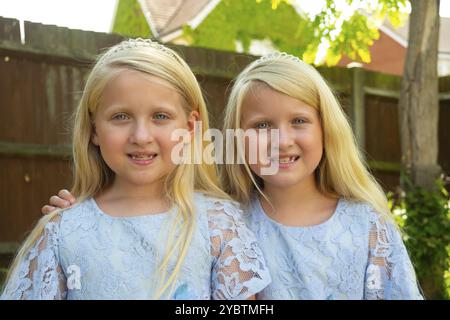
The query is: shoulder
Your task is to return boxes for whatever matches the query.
[33,212,64,248]
[338,198,388,223]
[58,198,96,217]
[339,198,400,240]
[194,192,256,242]
[55,198,99,234]
[194,192,244,220]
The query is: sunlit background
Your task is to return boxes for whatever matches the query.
[1,0,449,33]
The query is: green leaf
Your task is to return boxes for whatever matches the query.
[358,47,371,63]
[325,49,342,66]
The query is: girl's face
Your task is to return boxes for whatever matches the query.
[92,69,198,190]
[241,84,323,189]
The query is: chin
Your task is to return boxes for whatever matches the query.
[261,175,303,189]
[128,174,167,186]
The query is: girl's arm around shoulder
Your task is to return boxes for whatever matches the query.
[363,205,424,300]
[204,197,271,300]
[1,212,67,300]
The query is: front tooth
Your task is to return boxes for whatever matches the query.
[132,155,153,160]
[276,156,297,164]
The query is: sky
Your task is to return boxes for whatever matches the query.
[0,0,118,33]
[0,0,449,34]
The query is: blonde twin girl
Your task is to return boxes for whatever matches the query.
[2,39,422,300]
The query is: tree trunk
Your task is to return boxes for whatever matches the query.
[398,0,441,191]
[398,0,443,299]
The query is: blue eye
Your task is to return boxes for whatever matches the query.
[112,113,129,120]
[154,113,169,120]
[293,118,305,125]
[255,122,270,129]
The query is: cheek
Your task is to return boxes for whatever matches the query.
[298,130,323,160]
[156,126,187,156]
[244,134,271,174]
[95,125,127,147]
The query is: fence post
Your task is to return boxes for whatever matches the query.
[351,66,366,152]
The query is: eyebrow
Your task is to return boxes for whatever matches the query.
[291,112,316,118]
[243,111,315,122]
[242,115,269,123]
[103,103,178,113]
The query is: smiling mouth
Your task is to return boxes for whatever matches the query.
[128,154,157,160]
[271,156,300,164]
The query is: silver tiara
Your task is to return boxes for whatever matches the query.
[254,51,303,64]
[98,38,179,65]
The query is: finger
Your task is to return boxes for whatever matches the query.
[50,195,71,208]
[41,205,57,215]
[58,189,76,204]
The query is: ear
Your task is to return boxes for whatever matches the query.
[187,110,200,134]
[91,123,99,146]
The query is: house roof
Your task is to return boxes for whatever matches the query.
[382,16,450,54]
[140,0,213,37]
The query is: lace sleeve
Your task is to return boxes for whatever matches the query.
[364,212,423,300]
[207,200,271,300]
[1,215,67,300]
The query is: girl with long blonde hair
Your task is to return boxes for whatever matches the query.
[220,52,422,299]
[1,39,270,300]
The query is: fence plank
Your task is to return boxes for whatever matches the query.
[0,141,71,159]
[0,16,21,43]
[0,157,73,242]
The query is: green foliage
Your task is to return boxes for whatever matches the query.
[0,268,7,292]
[371,0,410,27]
[446,246,450,297]
[112,0,152,38]
[184,0,313,58]
[389,176,450,299]
[185,0,408,66]
[300,0,408,66]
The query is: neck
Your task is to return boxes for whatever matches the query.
[259,175,338,226]
[94,177,171,217]
[261,175,320,211]
[102,177,167,202]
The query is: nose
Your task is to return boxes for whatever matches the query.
[129,121,154,145]
[276,125,294,151]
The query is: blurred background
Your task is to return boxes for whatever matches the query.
[0,0,449,299]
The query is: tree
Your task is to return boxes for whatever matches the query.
[398,0,441,190]
[185,0,408,66]
[183,0,313,58]
[398,0,445,299]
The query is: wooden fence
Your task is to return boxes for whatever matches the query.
[0,16,449,256]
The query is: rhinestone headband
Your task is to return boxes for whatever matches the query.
[98,38,179,65]
[254,51,303,65]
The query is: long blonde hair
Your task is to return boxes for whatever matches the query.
[6,39,229,298]
[221,52,390,217]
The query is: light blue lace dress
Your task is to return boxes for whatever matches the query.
[1,193,271,300]
[244,196,423,300]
